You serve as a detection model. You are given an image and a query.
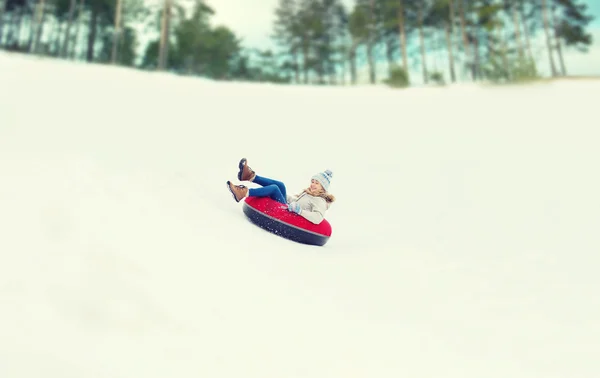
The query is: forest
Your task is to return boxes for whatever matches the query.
[0,0,595,86]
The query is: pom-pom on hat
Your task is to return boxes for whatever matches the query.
[312,169,333,191]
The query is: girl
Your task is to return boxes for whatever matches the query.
[227,158,335,225]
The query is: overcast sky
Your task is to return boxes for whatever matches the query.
[208,0,353,48]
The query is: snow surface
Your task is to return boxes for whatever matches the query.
[1,52,599,378]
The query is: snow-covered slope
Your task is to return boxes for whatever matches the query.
[1,52,599,378]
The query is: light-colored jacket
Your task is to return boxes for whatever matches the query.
[286,192,329,224]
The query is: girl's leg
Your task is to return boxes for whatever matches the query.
[248,184,287,204]
[252,175,287,200]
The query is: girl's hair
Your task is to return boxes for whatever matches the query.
[302,187,336,203]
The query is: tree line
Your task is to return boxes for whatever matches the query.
[272,0,595,85]
[0,0,595,86]
[0,0,269,80]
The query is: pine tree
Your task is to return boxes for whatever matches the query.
[552,0,594,75]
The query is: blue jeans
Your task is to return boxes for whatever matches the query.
[248,175,288,204]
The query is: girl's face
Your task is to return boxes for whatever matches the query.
[310,179,323,192]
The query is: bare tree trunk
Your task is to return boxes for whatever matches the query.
[158,7,166,69]
[519,1,534,63]
[329,65,336,85]
[397,0,408,72]
[301,37,309,83]
[34,2,47,54]
[30,0,46,54]
[317,61,324,84]
[499,24,510,80]
[158,0,171,70]
[339,50,346,85]
[366,0,376,84]
[5,8,14,47]
[348,42,359,85]
[541,0,557,77]
[486,32,493,79]
[511,0,524,60]
[70,0,85,59]
[473,33,480,80]
[61,0,77,58]
[417,3,428,84]
[366,41,375,84]
[165,1,172,68]
[111,0,123,64]
[447,0,456,82]
[325,34,335,85]
[4,9,14,46]
[550,3,566,75]
[27,17,34,51]
[86,8,98,62]
[0,8,15,46]
[292,48,300,83]
[349,43,357,84]
[457,0,472,80]
[444,22,456,82]
[0,0,6,45]
[14,7,24,48]
[45,18,57,55]
[53,21,63,55]
[385,36,394,74]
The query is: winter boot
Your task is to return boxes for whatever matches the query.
[227,181,248,203]
[237,158,256,182]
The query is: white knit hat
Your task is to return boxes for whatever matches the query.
[312,169,333,191]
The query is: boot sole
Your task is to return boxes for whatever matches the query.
[237,158,247,181]
[227,181,241,203]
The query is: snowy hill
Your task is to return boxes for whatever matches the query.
[1,52,599,378]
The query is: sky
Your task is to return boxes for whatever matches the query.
[204,0,600,78]
[205,0,348,47]
[1,50,600,378]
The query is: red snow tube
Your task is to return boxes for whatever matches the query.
[242,196,332,246]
